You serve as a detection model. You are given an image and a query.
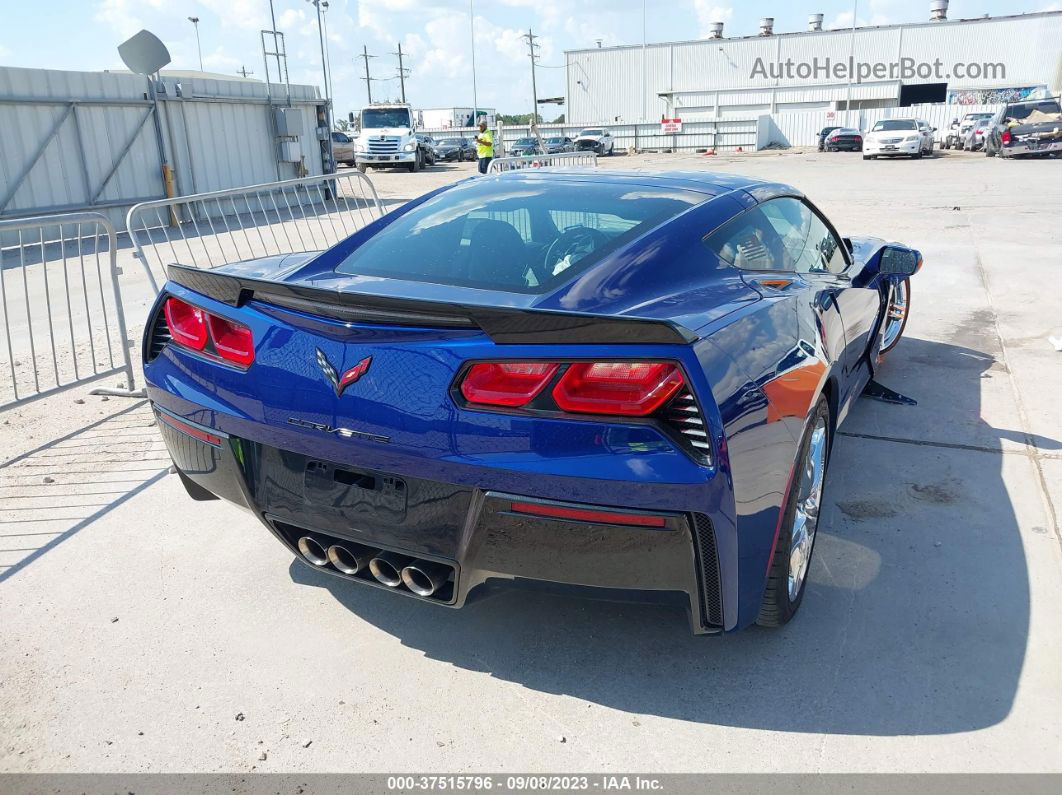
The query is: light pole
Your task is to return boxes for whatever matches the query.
[844,0,858,126]
[321,1,333,102]
[469,0,479,124]
[187,16,202,72]
[641,0,647,122]
[306,0,334,167]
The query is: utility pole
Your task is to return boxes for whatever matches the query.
[359,46,377,104]
[844,0,858,127]
[522,28,542,147]
[392,42,410,104]
[236,66,254,78]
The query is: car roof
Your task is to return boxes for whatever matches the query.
[485,168,791,200]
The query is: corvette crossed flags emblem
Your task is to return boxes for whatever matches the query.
[315,348,372,397]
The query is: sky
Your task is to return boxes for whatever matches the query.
[0,0,1058,121]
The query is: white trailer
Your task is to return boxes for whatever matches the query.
[418,107,495,129]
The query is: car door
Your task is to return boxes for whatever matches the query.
[777,200,879,391]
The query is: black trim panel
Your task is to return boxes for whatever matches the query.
[165,263,696,345]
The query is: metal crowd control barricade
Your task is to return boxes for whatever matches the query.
[487,151,599,173]
[0,212,138,409]
[126,172,384,291]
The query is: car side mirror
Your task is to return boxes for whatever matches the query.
[879,245,921,277]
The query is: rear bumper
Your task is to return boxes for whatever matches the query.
[1002,139,1062,156]
[151,398,727,635]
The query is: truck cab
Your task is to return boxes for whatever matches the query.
[354,103,422,173]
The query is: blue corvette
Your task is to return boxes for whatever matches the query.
[144,170,920,633]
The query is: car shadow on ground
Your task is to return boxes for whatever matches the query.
[290,335,1037,737]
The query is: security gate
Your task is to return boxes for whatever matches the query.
[0,212,137,409]
[487,152,599,173]
[126,172,383,291]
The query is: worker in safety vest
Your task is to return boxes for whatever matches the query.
[474,120,494,174]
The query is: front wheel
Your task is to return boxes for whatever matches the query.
[757,398,831,627]
[879,278,911,356]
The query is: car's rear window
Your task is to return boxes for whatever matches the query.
[333,179,704,294]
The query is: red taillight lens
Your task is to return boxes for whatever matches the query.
[207,314,255,366]
[552,362,684,416]
[1001,129,1011,144]
[164,297,207,351]
[460,362,559,407]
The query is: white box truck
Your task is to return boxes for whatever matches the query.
[354,103,422,172]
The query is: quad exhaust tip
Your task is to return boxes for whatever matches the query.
[297,535,329,567]
[369,551,412,587]
[326,543,376,575]
[401,560,452,597]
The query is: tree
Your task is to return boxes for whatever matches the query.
[552,113,565,124]
[336,118,350,132]
[497,113,543,125]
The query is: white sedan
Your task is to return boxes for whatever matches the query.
[863,119,934,160]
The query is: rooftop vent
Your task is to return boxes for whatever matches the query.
[808,13,824,31]
[930,0,948,21]
[759,17,774,36]
[708,22,724,39]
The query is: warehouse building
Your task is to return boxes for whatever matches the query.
[564,2,1062,124]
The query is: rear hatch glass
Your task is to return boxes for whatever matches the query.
[331,179,704,295]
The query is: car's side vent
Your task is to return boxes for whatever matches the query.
[691,512,723,628]
[145,308,172,362]
[661,389,711,463]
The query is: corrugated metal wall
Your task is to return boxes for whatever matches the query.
[0,66,323,231]
[566,11,1062,124]
[422,120,760,153]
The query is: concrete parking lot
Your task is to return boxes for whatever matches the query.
[1,147,1061,773]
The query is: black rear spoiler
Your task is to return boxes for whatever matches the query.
[166,263,696,346]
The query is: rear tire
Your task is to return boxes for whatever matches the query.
[757,397,831,628]
[356,163,368,173]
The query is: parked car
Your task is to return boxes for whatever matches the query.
[574,128,614,155]
[816,126,842,151]
[143,169,921,634]
[415,133,438,166]
[862,118,934,159]
[508,137,543,157]
[543,136,574,154]
[331,131,356,167]
[942,113,993,150]
[961,118,993,151]
[823,128,863,151]
[434,137,474,162]
[985,96,1062,159]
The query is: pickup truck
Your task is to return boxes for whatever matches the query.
[985,97,1062,159]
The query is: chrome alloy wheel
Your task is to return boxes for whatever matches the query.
[788,416,828,601]
[881,279,909,351]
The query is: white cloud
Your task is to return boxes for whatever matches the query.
[692,3,733,38]
[0,43,11,59]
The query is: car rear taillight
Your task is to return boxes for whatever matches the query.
[458,360,686,416]
[161,296,254,367]
[552,362,684,416]
[1001,129,1011,144]
[207,315,255,366]
[460,362,559,407]
[164,297,208,350]
[510,500,667,528]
